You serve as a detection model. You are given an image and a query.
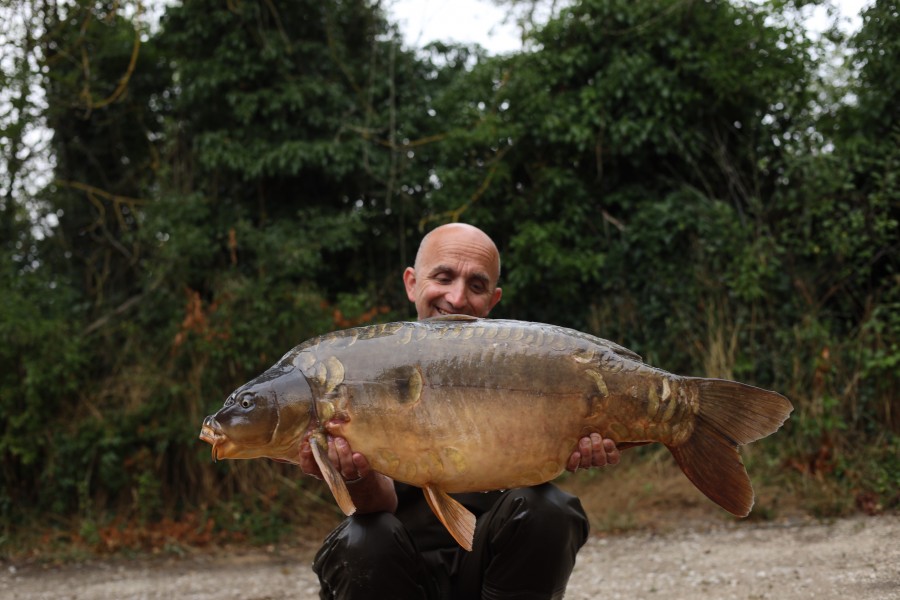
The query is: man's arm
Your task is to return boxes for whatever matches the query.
[299,436,398,514]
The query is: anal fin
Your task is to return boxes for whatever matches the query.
[422,484,477,551]
[309,435,357,516]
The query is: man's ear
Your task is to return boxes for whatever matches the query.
[403,267,417,302]
[488,287,502,313]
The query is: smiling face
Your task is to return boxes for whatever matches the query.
[403,223,503,319]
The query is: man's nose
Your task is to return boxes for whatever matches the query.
[445,280,467,307]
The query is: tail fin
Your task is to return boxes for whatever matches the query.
[668,379,793,517]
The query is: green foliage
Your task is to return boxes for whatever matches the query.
[1,0,897,547]
[0,264,87,468]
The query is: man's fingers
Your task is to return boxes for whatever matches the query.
[351,451,370,478]
[589,433,607,467]
[299,441,323,480]
[334,437,361,480]
[326,436,339,466]
[603,438,620,465]
[305,437,365,481]
[578,436,593,469]
[566,434,620,472]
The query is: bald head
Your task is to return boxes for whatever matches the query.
[414,224,501,278]
[404,223,503,319]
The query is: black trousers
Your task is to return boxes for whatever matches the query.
[312,483,589,600]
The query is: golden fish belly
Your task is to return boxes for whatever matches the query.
[307,318,698,492]
[339,387,588,492]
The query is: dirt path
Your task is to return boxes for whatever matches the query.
[2,515,897,599]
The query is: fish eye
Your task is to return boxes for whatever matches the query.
[240,397,253,409]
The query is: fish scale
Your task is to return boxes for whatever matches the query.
[200,316,792,551]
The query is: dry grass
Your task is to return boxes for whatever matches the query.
[557,446,807,535]
[4,444,866,564]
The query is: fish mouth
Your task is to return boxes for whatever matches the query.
[199,417,227,462]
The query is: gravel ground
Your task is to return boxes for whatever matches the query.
[2,514,897,599]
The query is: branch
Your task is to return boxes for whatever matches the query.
[54,179,147,206]
[419,146,511,231]
[91,27,141,110]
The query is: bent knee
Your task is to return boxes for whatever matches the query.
[496,484,589,542]
[506,484,585,519]
[325,512,409,559]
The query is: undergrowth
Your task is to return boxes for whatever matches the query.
[4,442,896,564]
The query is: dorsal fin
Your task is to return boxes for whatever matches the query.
[309,435,357,516]
[423,314,479,322]
[422,484,477,551]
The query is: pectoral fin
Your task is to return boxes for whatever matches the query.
[309,435,357,516]
[422,484,476,551]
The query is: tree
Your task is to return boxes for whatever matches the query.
[3,0,897,535]
[417,0,815,354]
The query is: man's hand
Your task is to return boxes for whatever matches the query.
[299,435,398,514]
[300,435,371,482]
[566,433,619,472]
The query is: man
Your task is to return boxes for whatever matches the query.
[301,223,619,599]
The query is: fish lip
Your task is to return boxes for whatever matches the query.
[199,424,225,462]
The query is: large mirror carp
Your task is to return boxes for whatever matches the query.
[199,316,792,550]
